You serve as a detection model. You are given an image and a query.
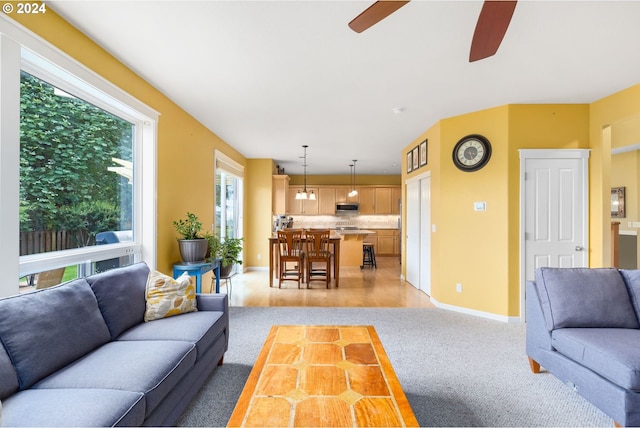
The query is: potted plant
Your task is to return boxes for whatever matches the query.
[206,233,243,277]
[173,212,208,264]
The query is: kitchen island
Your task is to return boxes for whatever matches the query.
[335,229,375,267]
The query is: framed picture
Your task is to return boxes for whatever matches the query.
[412,146,419,170]
[406,151,413,173]
[611,187,626,218]
[419,139,428,167]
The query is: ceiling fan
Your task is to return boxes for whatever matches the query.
[348,0,517,62]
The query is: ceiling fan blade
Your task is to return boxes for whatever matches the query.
[469,0,517,62]
[348,1,410,33]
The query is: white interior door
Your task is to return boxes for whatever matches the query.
[406,180,420,288]
[520,149,589,318]
[419,176,431,295]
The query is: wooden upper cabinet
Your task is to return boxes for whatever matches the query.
[287,185,318,214]
[288,185,302,215]
[319,188,336,215]
[391,187,401,214]
[357,187,375,215]
[272,175,290,215]
[281,184,400,216]
[303,187,319,214]
[374,188,392,214]
[335,187,349,203]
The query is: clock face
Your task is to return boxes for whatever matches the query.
[452,135,492,172]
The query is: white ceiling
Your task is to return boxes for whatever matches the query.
[47,0,640,175]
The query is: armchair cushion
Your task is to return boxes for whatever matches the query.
[535,267,638,331]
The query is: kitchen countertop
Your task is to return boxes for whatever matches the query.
[334,229,375,235]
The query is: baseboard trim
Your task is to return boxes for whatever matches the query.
[430,297,522,323]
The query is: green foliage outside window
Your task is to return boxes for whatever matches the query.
[19,71,133,249]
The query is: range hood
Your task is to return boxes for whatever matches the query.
[336,202,359,215]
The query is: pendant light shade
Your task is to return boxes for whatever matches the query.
[296,145,315,200]
[348,159,358,197]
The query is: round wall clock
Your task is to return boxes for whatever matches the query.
[452,134,492,172]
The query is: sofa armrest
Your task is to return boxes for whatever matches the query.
[526,281,553,355]
[196,293,228,313]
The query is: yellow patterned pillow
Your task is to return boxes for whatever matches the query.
[144,270,197,322]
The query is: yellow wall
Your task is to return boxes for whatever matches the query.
[10,11,247,273]
[437,106,510,315]
[590,84,640,266]
[245,159,273,268]
[403,104,589,317]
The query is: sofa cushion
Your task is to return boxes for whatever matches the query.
[87,262,149,339]
[1,388,145,427]
[0,343,18,400]
[34,340,196,417]
[535,267,639,331]
[0,279,111,389]
[552,328,640,391]
[144,270,197,322]
[118,310,226,361]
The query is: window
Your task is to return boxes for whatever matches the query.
[0,18,158,296]
[215,151,244,274]
[20,71,134,254]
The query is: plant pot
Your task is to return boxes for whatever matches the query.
[216,264,234,279]
[178,239,208,264]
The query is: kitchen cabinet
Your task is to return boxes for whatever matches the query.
[335,187,349,203]
[279,184,400,216]
[368,229,400,256]
[272,175,290,214]
[357,187,375,215]
[318,188,336,215]
[391,187,401,214]
[374,187,401,214]
[288,185,318,215]
[374,188,392,214]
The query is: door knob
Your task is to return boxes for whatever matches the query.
[575,246,584,251]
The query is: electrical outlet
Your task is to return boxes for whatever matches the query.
[257,253,261,260]
[456,283,462,293]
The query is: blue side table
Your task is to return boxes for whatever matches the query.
[173,259,221,293]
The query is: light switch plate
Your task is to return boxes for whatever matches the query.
[474,202,487,211]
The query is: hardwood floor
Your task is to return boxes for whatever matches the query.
[210,257,435,308]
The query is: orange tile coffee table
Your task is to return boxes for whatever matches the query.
[227,325,419,427]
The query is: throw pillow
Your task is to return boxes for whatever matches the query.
[144,270,197,322]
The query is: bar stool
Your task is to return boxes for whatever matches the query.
[361,242,377,269]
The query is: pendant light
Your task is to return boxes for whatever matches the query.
[348,159,358,197]
[295,145,315,200]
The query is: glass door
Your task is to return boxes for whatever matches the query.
[215,166,244,274]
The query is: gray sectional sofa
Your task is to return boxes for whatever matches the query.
[526,267,640,427]
[0,262,229,426]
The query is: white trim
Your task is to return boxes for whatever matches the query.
[405,169,430,185]
[215,149,244,178]
[0,34,21,297]
[612,143,640,155]
[19,243,142,277]
[518,149,590,160]
[620,229,638,236]
[430,297,522,323]
[518,149,590,322]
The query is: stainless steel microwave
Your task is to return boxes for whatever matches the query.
[336,203,359,215]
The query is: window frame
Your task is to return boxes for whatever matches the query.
[0,16,158,295]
